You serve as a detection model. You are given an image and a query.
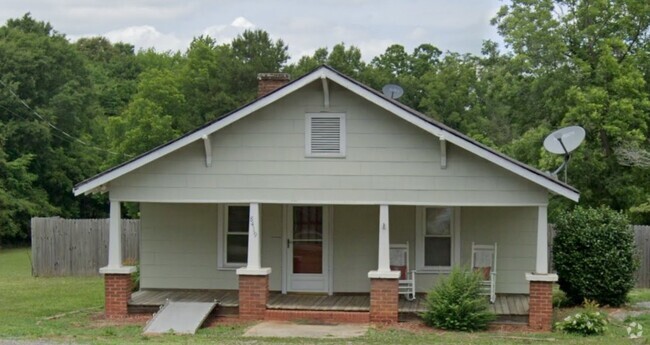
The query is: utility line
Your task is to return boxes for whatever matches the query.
[0,79,129,157]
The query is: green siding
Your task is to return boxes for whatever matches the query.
[110,81,547,205]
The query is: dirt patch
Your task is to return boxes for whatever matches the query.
[385,318,536,334]
[204,314,255,327]
[88,312,151,327]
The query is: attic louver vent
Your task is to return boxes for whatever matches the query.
[306,113,346,157]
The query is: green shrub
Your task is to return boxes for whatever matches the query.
[553,206,638,307]
[555,300,607,336]
[123,259,140,292]
[421,267,495,331]
[553,288,569,308]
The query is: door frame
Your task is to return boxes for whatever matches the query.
[281,204,333,295]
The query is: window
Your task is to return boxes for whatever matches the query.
[416,207,459,271]
[305,113,346,157]
[218,205,249,268]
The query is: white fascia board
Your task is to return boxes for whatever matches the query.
[73,71,325,196]
[321,69,580,202]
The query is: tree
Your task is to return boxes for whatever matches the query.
[107,70,182,162]
[492,0,650,219]
[0,14,108,242]
[229,30,289,101]
[180,36,238,125]
[0,133,56,242]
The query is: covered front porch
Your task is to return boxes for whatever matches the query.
[101,201,555,327]
[128,289,530,321]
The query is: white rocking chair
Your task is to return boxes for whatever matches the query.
[390,243,416,301]
[471,242,497,304]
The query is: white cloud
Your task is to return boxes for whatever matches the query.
[201,17,257,45]
[231,16,254,30]
[356,39,395,60]
[2,0,505,59]
[103,25,186,52]
[408,27,428,41]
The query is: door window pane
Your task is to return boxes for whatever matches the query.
[293,241,323,274]
[292,206,323,274]
[293,207,322,240]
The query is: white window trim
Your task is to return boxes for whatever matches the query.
[305,113,346,158]
[415,207,461,273]
[217,204,253,270]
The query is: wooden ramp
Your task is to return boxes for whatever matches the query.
[143,301,217,335]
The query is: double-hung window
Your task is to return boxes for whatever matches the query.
[218,205,249,268]
[416,207,459,272]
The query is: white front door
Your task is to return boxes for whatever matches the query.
[284,205,331,293]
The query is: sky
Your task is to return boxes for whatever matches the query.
[2,0,507,62]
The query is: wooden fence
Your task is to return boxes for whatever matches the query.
[634,225,650,288]
[548,224,650,288]
[31,217,140,277]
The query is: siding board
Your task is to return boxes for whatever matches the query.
[110,85,547,206]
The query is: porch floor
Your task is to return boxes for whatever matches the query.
[130,289,528,315]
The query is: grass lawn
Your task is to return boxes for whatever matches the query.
[1,247,649,344]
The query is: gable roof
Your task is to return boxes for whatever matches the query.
[73,65,579,202]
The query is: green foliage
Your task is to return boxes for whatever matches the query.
[492,0,650,221]
[553,287,569,308]
[555,300,608,336]
[553,206,638,306]
[421,267,495,331]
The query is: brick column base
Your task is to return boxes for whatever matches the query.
[528,280,554,331]
[104,273,132,319]
[370,278,399,323]
[238,275,269,320]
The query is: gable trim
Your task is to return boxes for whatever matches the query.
[73,70,326,196]
[322,70,579,202]
[73,66,579,202]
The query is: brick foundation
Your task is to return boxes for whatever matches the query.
[265,310,370,323]
[528,281,554,331]
[369,278,399,323]
[238,274,269,320]
[104,273,132,319]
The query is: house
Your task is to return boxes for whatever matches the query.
[73,65,577,330]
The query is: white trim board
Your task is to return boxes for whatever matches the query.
[108,198,549,207]
[74,66,579,202]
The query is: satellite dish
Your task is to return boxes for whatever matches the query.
[543,126,586,154]
[543,126,586,182]
[382,84,404,99]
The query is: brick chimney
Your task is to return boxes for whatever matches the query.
[257,73,290,97]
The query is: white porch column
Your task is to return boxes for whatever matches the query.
[368,204,400,279]
[237,202,271,275]
[247,203,261,270]
[108,200,122,268]
[99,200,135,274]
[535,205,548,274]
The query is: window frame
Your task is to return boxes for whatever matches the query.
[217,204,252,270]
[305,113,346,158]
[415,207,460,273]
